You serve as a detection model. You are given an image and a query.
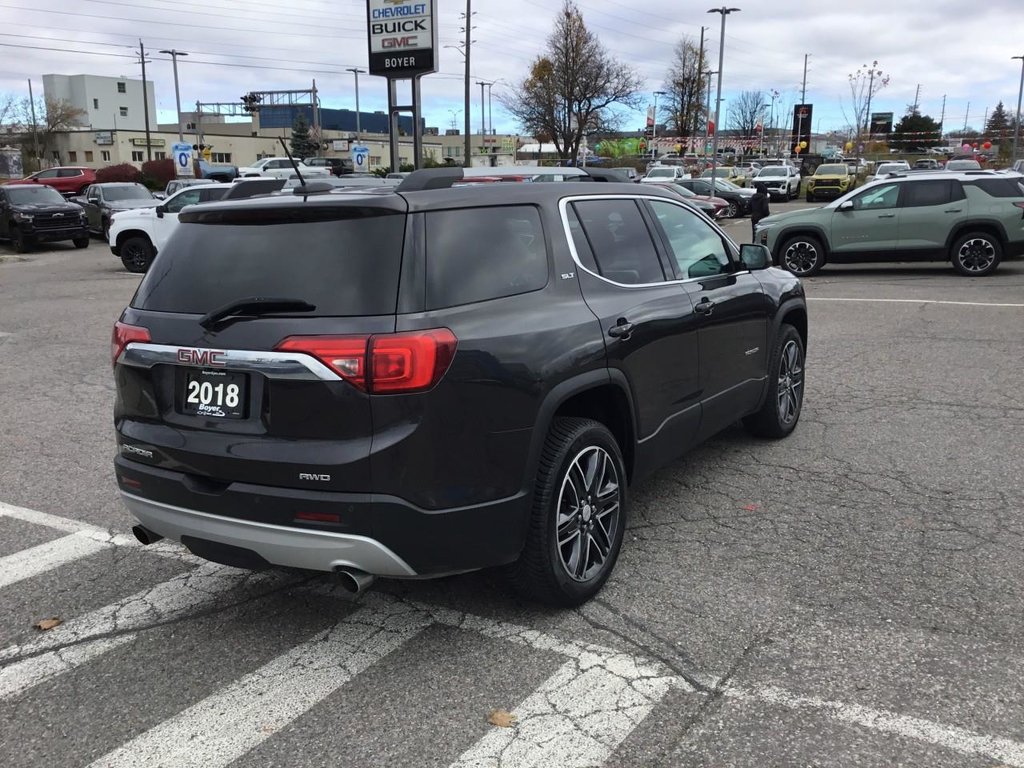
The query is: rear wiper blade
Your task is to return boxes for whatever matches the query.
[199,297,316,330]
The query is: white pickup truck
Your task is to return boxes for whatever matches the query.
[236,157,331,179]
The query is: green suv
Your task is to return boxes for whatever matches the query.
[756,172,1024,276]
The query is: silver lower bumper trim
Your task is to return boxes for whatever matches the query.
[121,492,418,577]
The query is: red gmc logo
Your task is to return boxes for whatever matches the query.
[176,348,226,367]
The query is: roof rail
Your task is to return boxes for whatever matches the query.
[396,165,590,192]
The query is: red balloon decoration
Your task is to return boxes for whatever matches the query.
[982,141,992,150]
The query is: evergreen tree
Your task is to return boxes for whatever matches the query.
[891,109,942,151]
[289,112,319,159]
[985,101,1010,140]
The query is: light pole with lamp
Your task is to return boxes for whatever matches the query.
[159,49,188,142]
[652,90,666,159]
[1013,55,1024,160]
[346,68,365,140]
[704,69,717,167]
[707,7,740,184]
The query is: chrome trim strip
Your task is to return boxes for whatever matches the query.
[557,194,748,290]
[121,492,418,577]
[118,342,341,382]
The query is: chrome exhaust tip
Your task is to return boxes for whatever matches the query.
[132,525,164,545]
[335,568,376,595]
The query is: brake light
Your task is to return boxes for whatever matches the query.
[275,329,457,394]
[111,321,151,367]
[1014,202,1024,210]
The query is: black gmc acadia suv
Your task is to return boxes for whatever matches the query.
[112,170,808,606]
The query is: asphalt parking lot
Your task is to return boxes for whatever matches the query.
[1,220,1022,767]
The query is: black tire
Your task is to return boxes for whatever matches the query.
[506,417,627,607]
[11,226,31,253]
[119,236,155,273]
[727,200,740,218]
[72,237,89,249]
[950,231,1002,277]
[101,218,110,242]
[779,234,825,277]
[744,324,805,439]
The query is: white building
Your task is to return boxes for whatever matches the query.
[42,74,157,132]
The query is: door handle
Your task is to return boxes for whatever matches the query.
[695,299,715,316]
[607,319,634,339]
[944,208,962,213]
[878,213,896,218]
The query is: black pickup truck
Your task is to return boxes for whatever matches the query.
[0,183,90,252]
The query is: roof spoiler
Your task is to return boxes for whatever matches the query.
[396,165,592,192]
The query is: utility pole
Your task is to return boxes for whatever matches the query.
[463,0,472,168]
[139,40,152,161]
[707,7,740,182]
[692,26,706,151]
[159,49,188,141]
[963,102,970,134]
[486,83,493,136]
[1013,56,1024,160]
[27,79,40,167]
[939,93,946,133]
[477,81,487,137]
[801,53,808,103]
[652,90,666,157]
[704,70,716,164]
[912,83,921,113]
[346,68,365,139]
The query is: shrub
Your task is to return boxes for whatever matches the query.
[95,163,142,183]
[141,158,175,190]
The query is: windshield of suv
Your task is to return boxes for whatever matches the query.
[104,185,154,202]
[875,164,907,175]
[646,168,676,178]
[712,179,742,191]
[816,165,847,175]
[945,159,982,171]
[757,167,787,177]
[5,185,67,205]
[132,206,405,316]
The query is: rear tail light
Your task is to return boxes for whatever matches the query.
[111,321,151,367]
[275,329,457,394]
[1013,202,1024,210]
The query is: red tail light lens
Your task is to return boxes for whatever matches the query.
[274,336,369,390]
[111,321,151,367]
[275,329,457,394]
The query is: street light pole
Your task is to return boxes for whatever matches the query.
[704,69,716,165]
[346,68,365,139]
[652,90,666,158]
[1013,55,1024,160]
[159,49,188,142]
[707,7,740,182]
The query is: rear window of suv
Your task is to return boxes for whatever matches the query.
[132,206,405,316]
[964,178,1024,198]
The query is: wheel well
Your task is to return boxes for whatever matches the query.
[781,306,808,352]
[115,230,154,251]
[775,229,829,261]
[948,223,1006,254]
[553,384,635,483]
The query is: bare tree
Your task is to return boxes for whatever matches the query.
[662,36,705,137]
[844,62,890,139]
[502,0,642,160]
[727,90,766,139]
[0,93,17,130]
[16,96,86,163]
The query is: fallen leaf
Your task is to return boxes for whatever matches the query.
[34,618,62,631]
[488,709,517,728]
[741,504,759,512]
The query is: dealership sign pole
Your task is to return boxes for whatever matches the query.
[366,0,438,172]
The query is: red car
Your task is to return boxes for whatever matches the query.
[5,166,97,196]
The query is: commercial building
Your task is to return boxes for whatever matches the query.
[42,74,157,133]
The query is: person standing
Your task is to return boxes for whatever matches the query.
[750,182,771,241]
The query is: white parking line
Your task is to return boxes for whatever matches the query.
[89,600,433,768]
[0,535,109,589]
[808,297,1024,308]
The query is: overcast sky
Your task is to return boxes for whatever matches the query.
[1,0,1022,138]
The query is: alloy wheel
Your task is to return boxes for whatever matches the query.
[555,446,622,582]
[777,339,804,425]
[783,241,820,275]
[957,238,996,274]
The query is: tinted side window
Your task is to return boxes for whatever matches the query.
[564,205,599,273]
[425,205,547,310]
[965,178,1024,198]
[648,200,730,279]
[903,180,951,207]
[572,199,665,285]
[852,183,900,210]
[165,189,202,213]
[57,169,81,177]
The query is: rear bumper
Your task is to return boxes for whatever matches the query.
[115,456,531,577]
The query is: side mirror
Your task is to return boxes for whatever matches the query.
[155,205,166,218]
[837,200,854,212]
[88,196,99,204]
[739,243,771,271]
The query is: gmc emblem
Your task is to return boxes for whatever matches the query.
[176,348,226,367]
